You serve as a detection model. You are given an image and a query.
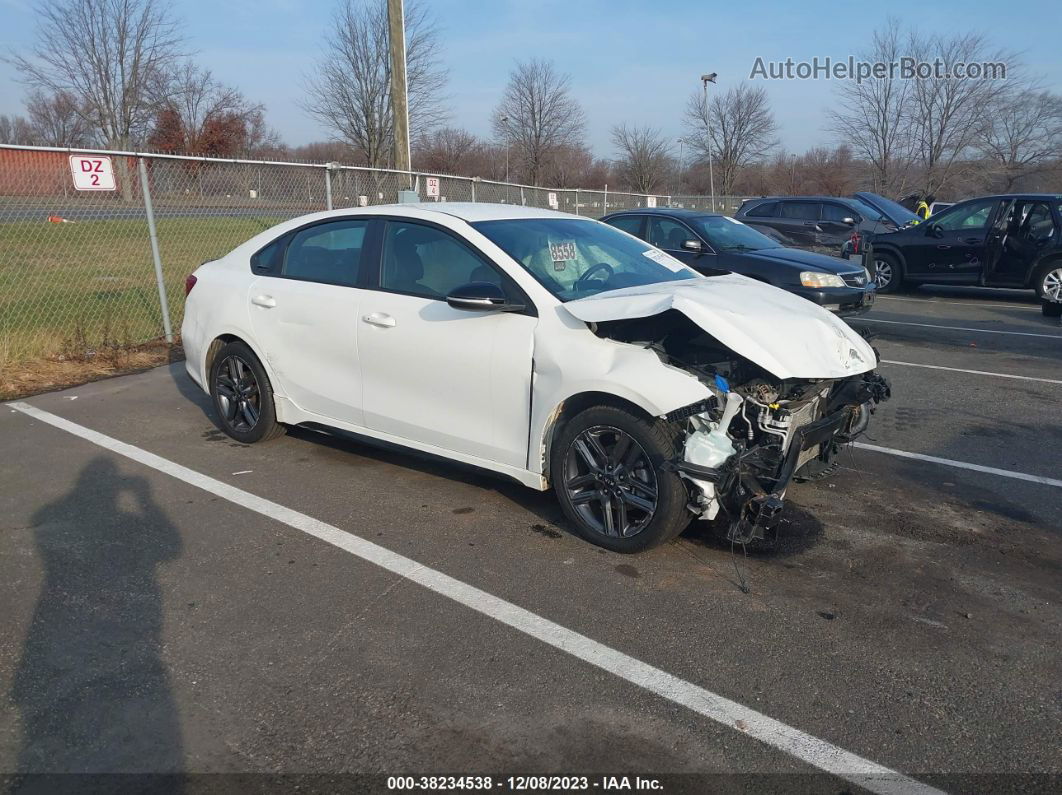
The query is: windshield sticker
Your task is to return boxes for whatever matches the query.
[549,241,577,262]
[642,248,685,272]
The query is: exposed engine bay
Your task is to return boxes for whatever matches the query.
[590,309,891,544]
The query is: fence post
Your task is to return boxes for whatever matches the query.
[471,177,477,203]
[603,184,608,214]
[324,163,334,210]
[575,189,580,215]
[137,157,173,344]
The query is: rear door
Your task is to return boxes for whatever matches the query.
[985,199,1057,286]
[247,218,376,424]
[356,220,537,468]
[776,201,823,247]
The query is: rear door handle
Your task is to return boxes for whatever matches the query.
[961,237,982,245]
[936,245,952,250]
[251,294,276,308]
[362,312,396,328]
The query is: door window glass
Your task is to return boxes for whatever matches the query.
[282,220,368,286]
[647,217,694,250]
[934,200,998,231]
[608,215,645,238]
[822,203,859,223]
[746,201,777,217]
[779,202,821,220]
[1016,202,1055,243]
[381,222,502,299]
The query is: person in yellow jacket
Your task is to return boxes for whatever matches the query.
[915,195,935,220]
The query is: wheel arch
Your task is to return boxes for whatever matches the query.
[538,390,663,489]
[204,331,284,398]
[1028,253,1062,291]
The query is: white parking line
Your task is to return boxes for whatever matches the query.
[880,360,1062,385]
[7,400,940,795]
[853,442,1062,488]
[876,295,1036,311]
[858,318,1062,339]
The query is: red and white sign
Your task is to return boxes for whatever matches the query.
[425,176,440,198]
[69,155,116,191]
[646,196,657,208]
[547,192,559,209]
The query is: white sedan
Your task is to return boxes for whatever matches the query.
[182,203,890,552]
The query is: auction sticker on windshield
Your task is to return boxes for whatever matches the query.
[550,241,577,270]
[642,248,686,272]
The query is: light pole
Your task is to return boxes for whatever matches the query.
[700,72,717,210]
[500,115,510,203]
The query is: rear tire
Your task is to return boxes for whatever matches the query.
[209,341,285,444]
[872,252,903,294]
[551,405,690,553]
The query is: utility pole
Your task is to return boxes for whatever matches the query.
[387,0,411,185]
[701,72,717,210]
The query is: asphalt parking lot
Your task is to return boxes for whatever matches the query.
[1,285,1059,793]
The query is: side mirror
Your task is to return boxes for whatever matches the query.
[446,281,525,312]
[681,239,703,253]
[842,216,857,226]
[927,223,944,239]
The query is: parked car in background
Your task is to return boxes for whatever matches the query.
[182,203,889,552]
[602,208,875,316]
[852,192,922,228]
[869,194,1062,294]
[735,196,897,252]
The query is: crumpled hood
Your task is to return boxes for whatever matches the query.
[563,275,877,380]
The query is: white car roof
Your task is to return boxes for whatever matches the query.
[372,202,583,222]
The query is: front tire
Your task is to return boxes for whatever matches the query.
[551,405,690,553]
[209,341,285,444]
[872,252,903,293]
[1034,262,1062,301]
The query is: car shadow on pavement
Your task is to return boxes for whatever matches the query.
[11,457,184,780]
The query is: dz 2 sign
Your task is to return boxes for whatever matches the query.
[69,155,116,191]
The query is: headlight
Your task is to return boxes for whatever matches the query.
[800,271,846,288]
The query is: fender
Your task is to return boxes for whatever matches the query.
[1024,252,1062,288]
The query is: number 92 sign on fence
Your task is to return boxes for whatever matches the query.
[68,155,116,191]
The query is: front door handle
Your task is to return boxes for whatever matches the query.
[961,237,982,245]
[251,294,276,308]
[936,244,952,250]
[362,312,396,328]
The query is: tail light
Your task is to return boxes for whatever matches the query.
[185,274,197,296]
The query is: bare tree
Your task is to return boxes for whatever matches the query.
[827,19,913,195]
[492,59,586,186]
[24,90,95,146]
[148,62,264,156]
[414,127,482,175]
[0,115,36,145]
[303,0,448,169]
[610,124,672,194]
[977,88,1062,191]
[907,30,1014,194]
[9,0,182,149]
[684,83,776,197]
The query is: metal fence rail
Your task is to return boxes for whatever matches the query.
[0,143,742,367]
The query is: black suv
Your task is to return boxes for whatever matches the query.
[601,208,875,316]
[735,196,898,251]
[868,194,1062,294]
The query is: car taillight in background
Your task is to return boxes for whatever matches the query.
[185,274,197,296]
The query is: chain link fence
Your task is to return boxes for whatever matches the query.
[0,143,742,370]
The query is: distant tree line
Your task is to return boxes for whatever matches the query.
[4,2,1060,201]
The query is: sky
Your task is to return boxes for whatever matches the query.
[2,0,1061,159]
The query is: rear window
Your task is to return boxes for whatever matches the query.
[779,202,821,220]
[282,219,369,286]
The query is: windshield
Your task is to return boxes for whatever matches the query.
[855,192,919,225]
[691,215,780,251]
[473,218,698,301]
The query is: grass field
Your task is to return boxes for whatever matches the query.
[0,216,282,367]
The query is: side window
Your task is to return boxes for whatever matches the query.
[381,221,502,299]
[647,217,694,250]
[934,200,998,232]
[282,220,368,286]
[746,201,777,217]
[251,237,284,274]
[779,202,821,220]
[1017,202,1055,243]
[822,203,858,223]
[608,215,645,239]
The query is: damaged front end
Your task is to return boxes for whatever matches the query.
[591,309,891,544]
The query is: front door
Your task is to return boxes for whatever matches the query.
[904,199,1000,281]
[357,220,537,468]
[247,218,374,425]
